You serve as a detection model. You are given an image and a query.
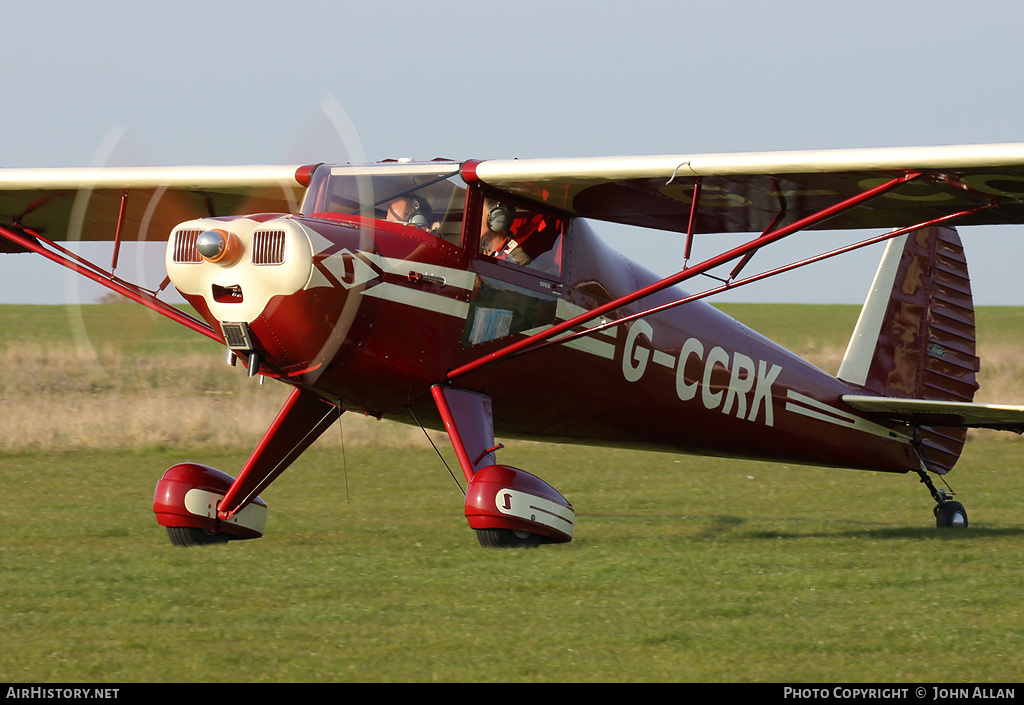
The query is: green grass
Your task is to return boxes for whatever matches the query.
[1,304,1023,682]
[717,302,1024,357]
[715,303,862,348]
[1,439,1023,683]
[0,302,218,355]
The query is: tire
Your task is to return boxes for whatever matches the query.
[166,526,230,547]
[475,528,543,548]
[935,501,968,529]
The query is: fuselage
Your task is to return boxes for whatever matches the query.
[165,162,920,476]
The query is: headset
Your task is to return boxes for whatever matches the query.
[388,196,431,229]
[407,197,430,228]
[486,201,515,232]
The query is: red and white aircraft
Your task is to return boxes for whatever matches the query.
[2,144,1024,547]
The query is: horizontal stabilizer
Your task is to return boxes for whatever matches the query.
[842,395,1024,434]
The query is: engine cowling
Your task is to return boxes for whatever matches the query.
[166,214,371,383]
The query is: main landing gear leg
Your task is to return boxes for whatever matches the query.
[430,385,575,548]
[913,461,968,529]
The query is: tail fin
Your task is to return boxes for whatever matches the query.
[838,225,980,474]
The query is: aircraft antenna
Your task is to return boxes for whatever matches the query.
[337,407,350,504]
[408,406,465,496]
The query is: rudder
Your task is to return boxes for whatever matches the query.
[838,226,980,474]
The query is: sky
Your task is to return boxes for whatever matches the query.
[2,0,1024,306]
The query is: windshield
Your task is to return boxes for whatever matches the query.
[301,162,468,244]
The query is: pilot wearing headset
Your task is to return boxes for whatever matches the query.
[479,199,531,265]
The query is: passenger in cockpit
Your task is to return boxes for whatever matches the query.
[480,199,531,265]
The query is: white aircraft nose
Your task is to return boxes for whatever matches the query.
[166,217,314,324]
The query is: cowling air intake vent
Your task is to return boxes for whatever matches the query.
[221,321,254,350]
[172,229,203,263]
[251,230,287,265]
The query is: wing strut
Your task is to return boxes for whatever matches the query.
[111,189,129,270]
[447,171,924,381]
[0,223,221,343]
[683,177,701,265]
[728,180,787,281]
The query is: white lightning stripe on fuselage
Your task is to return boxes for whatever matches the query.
[785,390,912,443]
[520,325,617,360]
[309,247,478,319]
[373,254,478,291]
[361,282,471,319]
[520,299,619,360]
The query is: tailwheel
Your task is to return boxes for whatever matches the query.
[166,526,230,547]
[475,528,543,548]
[914,462,967,529]
[934,501,968,529]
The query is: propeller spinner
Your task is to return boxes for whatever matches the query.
[195,229,241,265]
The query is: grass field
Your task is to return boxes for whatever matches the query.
[1,304,1022,683]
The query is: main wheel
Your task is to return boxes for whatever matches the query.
[166,526,230,547]
[475,528,543,548]
[935,501,968,529]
